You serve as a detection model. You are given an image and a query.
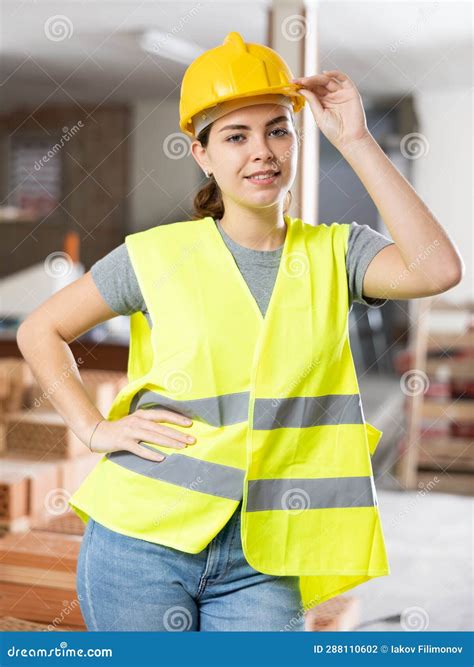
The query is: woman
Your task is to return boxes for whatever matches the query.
[17,33,463,632]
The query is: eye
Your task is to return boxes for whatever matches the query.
[225,128,289,143]
[226,134,245,143]
[271,128,289,137]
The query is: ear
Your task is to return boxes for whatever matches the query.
[190,140,210,174]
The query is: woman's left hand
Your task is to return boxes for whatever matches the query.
[291,70,370,152]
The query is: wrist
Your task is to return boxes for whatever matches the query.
[337,131,375,158]
[85,417,105,451]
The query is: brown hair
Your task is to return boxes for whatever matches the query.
[191,113,295,221]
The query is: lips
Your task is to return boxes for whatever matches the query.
[245,171,281,179]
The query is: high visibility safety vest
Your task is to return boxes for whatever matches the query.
[69,214,390,609]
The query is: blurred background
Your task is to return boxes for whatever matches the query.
[0,0,472,633]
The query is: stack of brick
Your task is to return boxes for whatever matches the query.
[0,530,86,629]
[26,367,127,415]
[304,596,360,631]
[0,616,79,631]
[0,360,126,534]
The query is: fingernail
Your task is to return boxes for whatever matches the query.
[187,436,196,443]
[183,418,192,424]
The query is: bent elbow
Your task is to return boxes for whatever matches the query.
[439,264,464,292]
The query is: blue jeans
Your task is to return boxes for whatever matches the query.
[76,502,305,632]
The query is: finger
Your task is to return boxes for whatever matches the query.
[134,427,189,449]
[137,408,193,426]
[291,74,331,85]
[322,70,346,82]
[324,78,341,91]
[127,442,165,462]
[153,423,196,445]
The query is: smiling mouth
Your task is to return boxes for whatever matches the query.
[244,171,281,184]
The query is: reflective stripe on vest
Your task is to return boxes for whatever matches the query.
[129,389,364,428]
[107,446,376,509]
[107,445,244,501]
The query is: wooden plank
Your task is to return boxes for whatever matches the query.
[0,564,76,590]
[427,330,474,351]
[417,471,474,496]
[0,530,81,572]
[0,615,79,631]
[0,581,85,628]
[421,399,474,423]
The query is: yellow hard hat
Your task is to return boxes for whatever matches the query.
[179,31,306,138]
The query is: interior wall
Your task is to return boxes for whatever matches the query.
[130,98,200,231]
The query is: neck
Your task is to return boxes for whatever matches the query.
[218,204,287,251]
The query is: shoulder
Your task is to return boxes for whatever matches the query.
[90,242,146,315]
[125,218,207,247]
[345,221,395,308]
[300,220,352,256]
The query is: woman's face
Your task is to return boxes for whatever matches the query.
[195,103,298,212]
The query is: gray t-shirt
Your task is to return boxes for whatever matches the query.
[91,220,394,318]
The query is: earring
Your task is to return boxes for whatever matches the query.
[205,170,212,178]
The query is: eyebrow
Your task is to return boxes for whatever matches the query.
[218,115,290,133]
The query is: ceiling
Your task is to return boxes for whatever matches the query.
[1,0,471,112]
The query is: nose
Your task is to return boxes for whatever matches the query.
[249,135,276,163]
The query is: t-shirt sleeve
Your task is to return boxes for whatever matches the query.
[346,221,395,308]
[90,243,147,315]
